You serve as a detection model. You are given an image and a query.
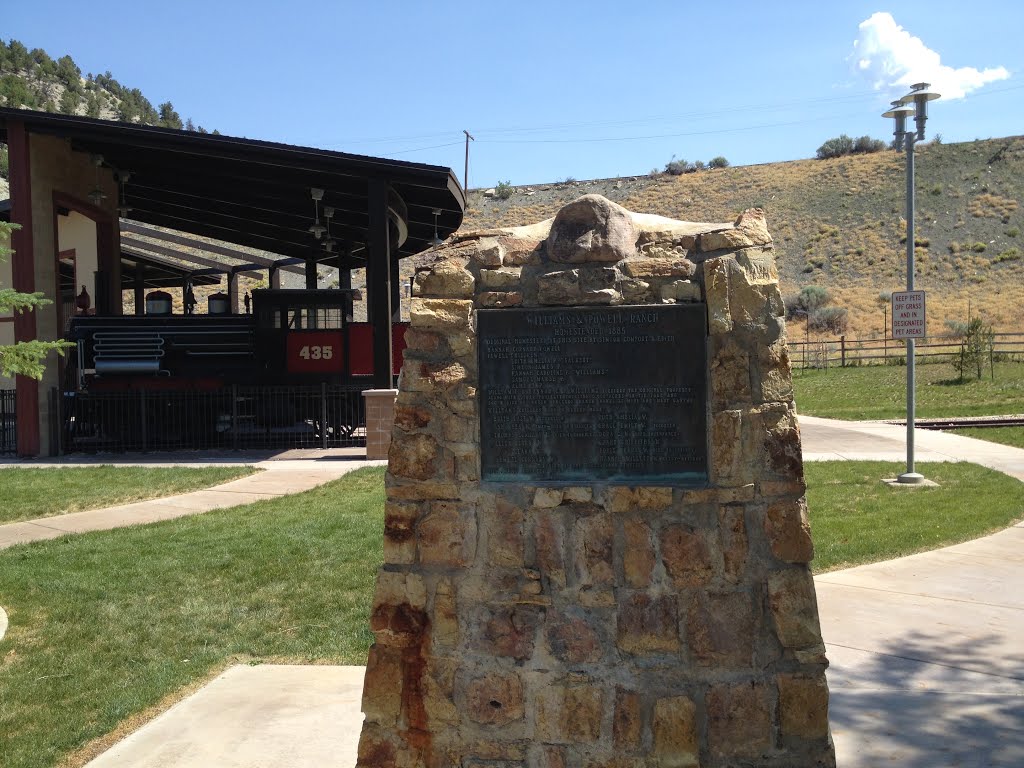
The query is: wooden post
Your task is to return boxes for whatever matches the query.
[134,264,146,316]
[841,335,846,367]
[463,130,474,195]
[367,179,393,388]
[7,120,41,457]
[227,271,240,314]
[305,255,318,289]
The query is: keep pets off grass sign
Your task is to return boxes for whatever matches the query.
[892,290,926,339]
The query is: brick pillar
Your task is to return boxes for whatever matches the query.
[362,388,398,460]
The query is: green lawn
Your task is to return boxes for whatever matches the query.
[952,426,1024,450]
[793,361,1024,420]
[0,462,1020,767]
[807,461,1024,571]
[0,466,258,524]
[0,467,383,768]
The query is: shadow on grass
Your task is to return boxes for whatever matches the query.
[828,630,1024,767]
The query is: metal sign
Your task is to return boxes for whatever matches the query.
[891,291,926,339]
[477,305,708,485]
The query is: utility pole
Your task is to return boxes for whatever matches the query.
[463,130,474,195]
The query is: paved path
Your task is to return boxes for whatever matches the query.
[0,450,385,550]
[5,422,1022,767]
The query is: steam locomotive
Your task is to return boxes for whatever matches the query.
[63,289,407,450]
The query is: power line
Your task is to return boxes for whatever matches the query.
[387,140,463,155]
[288,89,887,150]
[481,111,869,145]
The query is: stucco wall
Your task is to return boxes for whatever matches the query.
[27,134,119,453]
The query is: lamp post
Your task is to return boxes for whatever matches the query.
[883,82,940,484]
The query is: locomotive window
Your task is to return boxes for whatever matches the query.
[281,307,343,329]
[315,308,343,328]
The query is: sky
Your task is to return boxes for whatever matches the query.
[5,1,1023,188]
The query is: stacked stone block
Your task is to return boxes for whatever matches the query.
[357,195,835,768]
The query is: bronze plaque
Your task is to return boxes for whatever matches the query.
[478,305,707,484]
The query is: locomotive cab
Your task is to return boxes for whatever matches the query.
[252,288,406,384]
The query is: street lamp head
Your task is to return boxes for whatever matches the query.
[898,83,941,140]
[882,103,915,151]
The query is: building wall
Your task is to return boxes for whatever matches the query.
[27,134,119,453]
[58,211,100,302]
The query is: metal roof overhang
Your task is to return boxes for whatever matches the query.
[0,107,466,266]
[119,249,222,289]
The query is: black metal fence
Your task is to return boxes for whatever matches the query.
[0,389,15,455]
[61,384,366,453]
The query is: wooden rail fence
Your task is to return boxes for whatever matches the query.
[787,332,1024,370]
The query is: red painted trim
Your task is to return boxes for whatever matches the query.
[7,120,41,456]
[53,191,112,223]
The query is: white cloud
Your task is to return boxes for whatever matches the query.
[852,12,1009,100]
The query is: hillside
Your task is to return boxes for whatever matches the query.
[0,37,212,197]
[462,137,1024,338]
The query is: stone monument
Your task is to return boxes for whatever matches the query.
[357,195,835,767]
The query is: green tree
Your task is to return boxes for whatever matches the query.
[59,87,79,114]
[54,54,81,90]
[0,223,71,378]
[158,101,183,129]
[7,40,31,70]
[952,317,994,382]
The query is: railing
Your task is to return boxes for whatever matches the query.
[788,332,1024,369]
[61,384,366,453]
[0,389,15,455]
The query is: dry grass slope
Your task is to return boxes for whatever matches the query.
[462,137,1024,338]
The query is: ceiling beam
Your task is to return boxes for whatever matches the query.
[121,235,267,277]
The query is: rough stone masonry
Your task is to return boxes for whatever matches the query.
[357,195,836,768]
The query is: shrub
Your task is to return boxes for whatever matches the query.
[708,156,729,169]
[1006,228,1019,238]
[494,180,514,200]
[995,247,1021,263]
[816,134,886,159]
[816,135,854,159]
[808,306,848,334]
[785,285,831,316]
[664,158,689,176]
[972,242,987,253]
[945,320,969,336]
[691,159,705,171]
[853,135,887,154]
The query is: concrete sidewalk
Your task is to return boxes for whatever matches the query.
[69,418,1024,768]
[0,452,386,550]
